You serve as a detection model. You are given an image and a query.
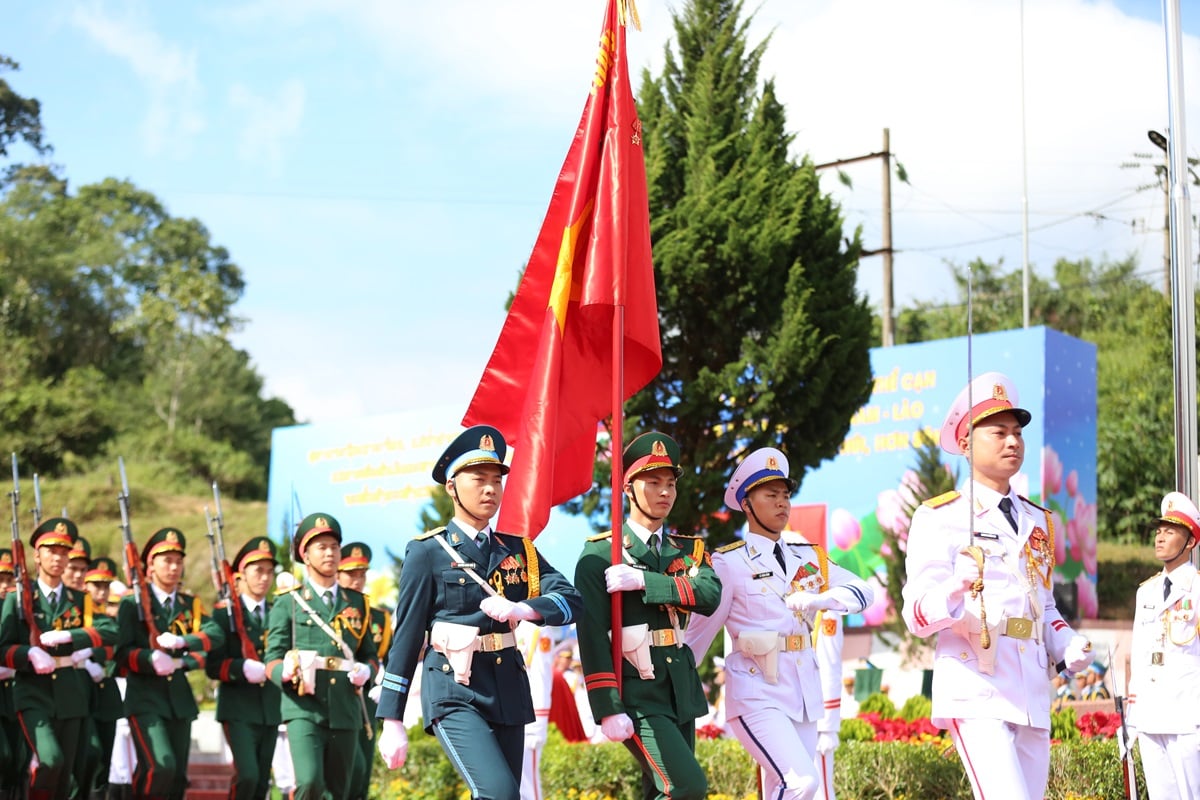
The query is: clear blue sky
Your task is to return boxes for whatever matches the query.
[5,0,1199,423]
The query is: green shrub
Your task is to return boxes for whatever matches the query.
[541,729,642,800]
[1045,738,1148,800]
[898,693,932,722]
[840,717,878,742]
[1096,556,1157,620]
[834,740,970,800]
[857,691,898,719]
[1052,706,1080,741]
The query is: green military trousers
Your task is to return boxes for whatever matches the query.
[128,714,192,800]
[222,721,277,800]
[18,709,83,799]
[286,718,361,800]
[623,713,707,800]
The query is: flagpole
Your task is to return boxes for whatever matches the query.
[611,300,626,694]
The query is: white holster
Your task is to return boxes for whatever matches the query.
[736,631,781,685]
[613,623,655,680]
[430,621,482,685]
[284,649,321,695]
[962,614,1000,676]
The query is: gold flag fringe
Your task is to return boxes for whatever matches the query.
[618,0,642,31]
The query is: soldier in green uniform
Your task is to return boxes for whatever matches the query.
[375,425,583,800]
[82,556,124,800]
[115,527,225,800]
[574,432,722,800]
[206,537,281,800]
[0,548,27,800]
[0,518,119,800]
[264,513,377,800]
[337,542,390,800]
[64,536,91,592]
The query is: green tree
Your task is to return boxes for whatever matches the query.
[614,0,873,541]
[0,56,49,160]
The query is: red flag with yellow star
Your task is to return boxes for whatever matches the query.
[462,0,660,539]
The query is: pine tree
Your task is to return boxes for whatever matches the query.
[623,0,873,541]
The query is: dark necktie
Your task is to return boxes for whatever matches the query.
[773,542,787,573]
[998,497,1019,533]
[1164,576,1173,602]
[476,530,491,560]
[322,590,333,609]
[648,533,660,554]
[255,604,265,626]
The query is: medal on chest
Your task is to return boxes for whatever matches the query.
[791,562,825,594]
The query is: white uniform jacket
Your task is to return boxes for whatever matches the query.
[687,531,872,724]
[1128,562,1200,734]
[901,482,1078,729]
[516,620,556,748]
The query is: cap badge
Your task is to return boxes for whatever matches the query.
[55,522,68,534]
[992,383,1007,401]
[766,456,779,471]
[480,434,495,451]
[351,546,364,558]
[1167,499,1176,511]
[165,530,178,543]
[651,440,668,457]
[315,516,328,529]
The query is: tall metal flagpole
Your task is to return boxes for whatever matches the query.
[1160,0,1198,567]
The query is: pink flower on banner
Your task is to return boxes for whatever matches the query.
[861,575,889,626]
[1066,469,1078,498]
[876,489,909,538]
[1076,574,1099,618]
[831,508,861,551]
[1042,447,1063,496]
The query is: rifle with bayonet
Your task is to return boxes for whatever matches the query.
[117,458,160,640]
[205,482,257,660]
[9,454,40,646]
[31,473,42,528]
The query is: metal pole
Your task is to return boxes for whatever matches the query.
[881,128,894,347]
[1019,0,1031,328]
[1160,0,1198,567]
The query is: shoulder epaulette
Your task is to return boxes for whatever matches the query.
[587,531,613,542]
[716,541,747,554]
[1018,495,1050,513]
[923,490,961,509]
[667,533,700,539]
[415,526,446,541]
[275,584,299,595]
[1139,574,1161,588]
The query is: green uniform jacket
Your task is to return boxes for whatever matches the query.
[264,583,377,731]
[115,590,225,721]
[0,586,117,717]
[377,523,582,728]
[205,598,282,726]
[574,526,721,723]
[90,642,125,723]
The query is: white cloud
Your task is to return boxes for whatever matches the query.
[68,3,205,156]
[228,79,306,172]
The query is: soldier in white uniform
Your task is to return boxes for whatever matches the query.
[812,609,844,800]
[901,371,1092,800]
[516,620,559,800]
[1127,491,1200,799]
[687,447,873,800]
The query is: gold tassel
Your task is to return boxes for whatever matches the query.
[618,0,642,31]
[960,546,991,649]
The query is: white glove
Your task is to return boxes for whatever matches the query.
[947,555,982,601]
[348,662,371,687]
[1117,726,1137,761]
[600,713,635,742]
[70,647,94,665]
[378,719,409,769]
[784,591,844,619]
[27,646,55,674]
[242,659,267,684]
[0,666,15,680]
[1061,635,1093,674]
[479,595,540,623]
[156,632,186,651]
[368,683,382,703]
[151,649,175,676]
[83,660,105,683]
[605,564,646,593]
[38,629,71,648]
[281,658,295,682]
[816,731,839,755]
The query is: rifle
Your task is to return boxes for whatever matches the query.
[1113,647,1138,799]
[9,454,40,646]
[117,458,160,640]
[205,482,257,661]
[31,473,42,528]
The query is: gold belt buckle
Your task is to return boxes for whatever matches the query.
[653,629,676,647]
[1151,651,1164,666]
[480,633,503,651]
[1004,617,1033,639]
[783,635,806,651]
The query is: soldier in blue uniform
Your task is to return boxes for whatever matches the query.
[0,518,118,800]
[376,424,583,800]
[575,432,723,800]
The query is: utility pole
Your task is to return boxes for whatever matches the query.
[815,128,896,347]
